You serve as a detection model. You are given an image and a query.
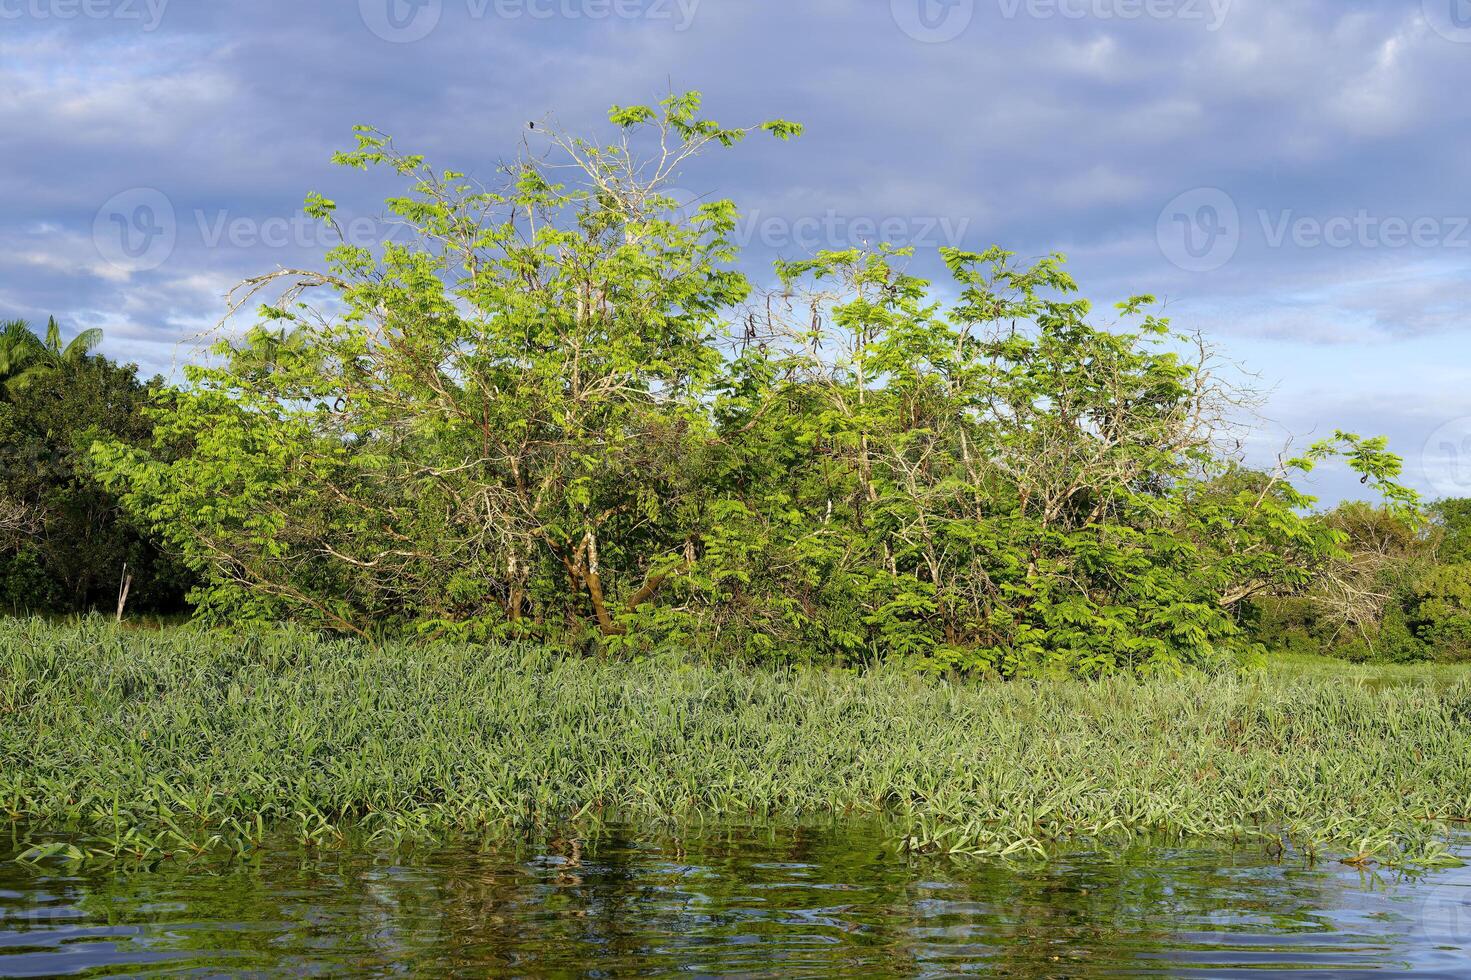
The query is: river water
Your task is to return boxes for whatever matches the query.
[1,823,1468,977]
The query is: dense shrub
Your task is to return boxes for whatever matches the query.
[94,94,1413,675]
[1246,499,1471,663]
[1407,563,1471,662]
[0,330,192,615]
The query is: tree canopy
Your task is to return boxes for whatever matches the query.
[0,323,191,615]
[0,318,103,399]
[93,93,1416,675]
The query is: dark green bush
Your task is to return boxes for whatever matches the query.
[0,328,192,615]
[1246,500,1471,664]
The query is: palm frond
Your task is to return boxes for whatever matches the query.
[63,327,105,362]
[0,320,44,378]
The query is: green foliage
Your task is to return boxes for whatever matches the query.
[0,321,46,399]
[1430,497,1471,564]
[0,333,192,614]
[1246,498,1471,664]
[1406,563,1471,662]
[3,620,1468,867]
[95,95,1413,675]
[0,318,103,400]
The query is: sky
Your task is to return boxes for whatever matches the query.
[2,0,1470,505]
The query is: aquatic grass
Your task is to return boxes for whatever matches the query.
[3,619,1470,867]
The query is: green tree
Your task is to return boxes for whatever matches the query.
[97,93,801,638]
[95,95,1413,674]
[0,320,45,397]
[1429,498,1471,564]
[702,246,1413,674]
[1406,563,1471,661]
[1246,503,1431,661]
[0,347,192,614]
[39,317,104,368]
[0,318,103,399]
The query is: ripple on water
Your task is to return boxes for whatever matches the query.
[0,826,1467,977]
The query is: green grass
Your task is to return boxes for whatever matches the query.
[1266,651,1471,687]
[3,619,1469,867]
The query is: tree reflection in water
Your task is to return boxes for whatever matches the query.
[1,822,1466,977]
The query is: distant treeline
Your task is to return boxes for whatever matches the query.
[1248,500,1471,664]
[0,318,192,616]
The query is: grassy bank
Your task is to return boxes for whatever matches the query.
[3,620,1469,867]
[1266,651,1471,687]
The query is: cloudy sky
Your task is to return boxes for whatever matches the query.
[3,0,1470,504]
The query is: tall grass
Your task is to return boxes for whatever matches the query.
[3,619,1469,866]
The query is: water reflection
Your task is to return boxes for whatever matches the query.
[0,823,1467,976]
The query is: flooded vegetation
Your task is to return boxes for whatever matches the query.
[5,621,1470,870]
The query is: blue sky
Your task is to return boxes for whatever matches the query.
[3,0,1470,505]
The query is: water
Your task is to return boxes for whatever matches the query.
[1,823,1468,977]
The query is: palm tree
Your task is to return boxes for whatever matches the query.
[0,320,46,396]
[0,318,103,398]
[40,317,104,368]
